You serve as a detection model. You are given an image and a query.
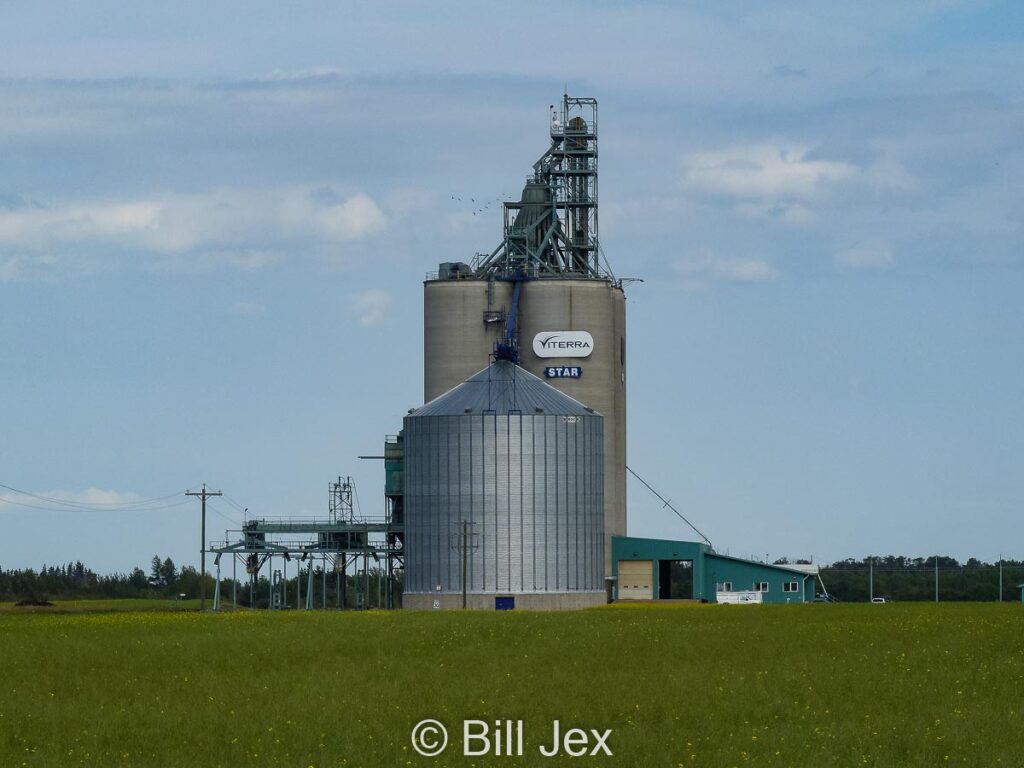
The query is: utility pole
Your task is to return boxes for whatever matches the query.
[869,558,874,602]
[999,555,1003,602]
[186,484,222,612]
[934,556,939,603]
[462,522,470,609]
[450,520,479,609]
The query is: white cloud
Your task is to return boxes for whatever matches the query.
[0,201,162,247]
[772,65,809,79]
[204,250,284,271]
[0,256,24,282]
[0,187,388,276]
[835,241,897,270]
[858,152,917,193]
[254,66,347,82]
[0,487,143,510]
[232,301,266,315]
[674,253,780,284]
[445,211,485,234]
[386,187,435,215]
[733,200,815,226]
[683,143,857,201]
[351,289,394,326]
[48,488,142,505]
[148,249,286,275]
[0,253,93,282]
[314,193,387,240]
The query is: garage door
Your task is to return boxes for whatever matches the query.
[617,560,653,600]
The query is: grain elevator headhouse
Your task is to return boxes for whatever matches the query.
[423,94,627,580]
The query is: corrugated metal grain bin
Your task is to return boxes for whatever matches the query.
[403,360,605,610]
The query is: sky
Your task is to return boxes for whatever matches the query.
[1,0,1022,573]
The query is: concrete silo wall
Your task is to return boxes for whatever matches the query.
[423,278,626,574]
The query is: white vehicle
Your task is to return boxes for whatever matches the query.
[871,597,888,604]
[718,590,763,604]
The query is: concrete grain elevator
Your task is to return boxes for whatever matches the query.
[420,94,627,590]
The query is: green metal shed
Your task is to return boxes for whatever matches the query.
[611,536,817,604]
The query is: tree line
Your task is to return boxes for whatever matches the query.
[809,556,1024,602]
[1,556,400,608]
[0,556,211,601]
[4,554,1021,604]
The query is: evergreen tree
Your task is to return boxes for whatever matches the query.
[159,557,177,588]
[129,567,148,591]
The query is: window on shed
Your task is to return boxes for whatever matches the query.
[719,581,733,592]
[783,581,799,592]
[753,581,769,592]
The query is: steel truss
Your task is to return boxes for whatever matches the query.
[210,520,404,610]
[474,93,609,280]
[209,480,404,611]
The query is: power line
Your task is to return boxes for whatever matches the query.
[0,482,183,506]
[353,483,363,517]
[626,465,713,548]
[221,493,248,515]
[206,498,241,526]
[0,482,186,511]
[0,494,192,514]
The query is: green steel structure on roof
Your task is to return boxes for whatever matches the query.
[473,93,612,280]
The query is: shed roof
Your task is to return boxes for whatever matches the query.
[410,360,599,417]
[706,552,817,576]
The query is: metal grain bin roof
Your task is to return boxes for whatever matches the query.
[410,360,599,417]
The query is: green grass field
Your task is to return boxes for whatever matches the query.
[0,598,201,614]
[1,602,1021,767]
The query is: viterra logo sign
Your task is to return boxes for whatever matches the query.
[532,331,594,359]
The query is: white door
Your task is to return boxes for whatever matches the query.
[617,560,653,600]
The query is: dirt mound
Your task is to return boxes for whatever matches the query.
[13,599,55,607]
